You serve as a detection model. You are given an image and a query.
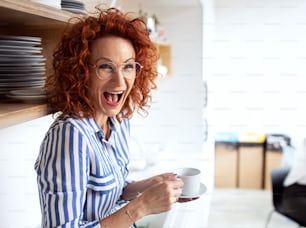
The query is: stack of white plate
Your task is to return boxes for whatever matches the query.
[6,88,47,104]
[0,35,47,103]
[61,0,86,15]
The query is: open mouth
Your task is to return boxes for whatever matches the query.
[103,91,124,105]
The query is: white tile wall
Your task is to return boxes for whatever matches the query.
[204,0,306,145]
[0,115,53,228]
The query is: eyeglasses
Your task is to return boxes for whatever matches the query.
[91,61,143,80]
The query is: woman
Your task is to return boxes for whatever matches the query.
[35,7,185,228]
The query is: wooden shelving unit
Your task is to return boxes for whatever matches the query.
[0,0,76,129]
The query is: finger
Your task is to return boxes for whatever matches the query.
[176,186,183,197]
[171,179,184,189]
[151,173,173,184]
[170,185,183,201]
[171,196,178,204]
[163,173,177,181]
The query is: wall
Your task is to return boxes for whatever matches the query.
[0,115,53,228]
[204,0,306,145]
[118,1,205,155]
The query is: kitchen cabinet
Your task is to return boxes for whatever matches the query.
[0,0,75,129]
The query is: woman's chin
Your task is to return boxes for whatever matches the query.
[103,105,123,117]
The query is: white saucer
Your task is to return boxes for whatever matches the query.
[179,183,207,199]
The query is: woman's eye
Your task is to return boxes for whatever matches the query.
[123,63,134,71]
[98,63,113,72]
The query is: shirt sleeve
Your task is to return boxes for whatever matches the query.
[36,121,100,227]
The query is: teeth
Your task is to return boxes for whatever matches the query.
[109,91,123,95]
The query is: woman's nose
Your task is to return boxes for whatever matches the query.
[111,69,126,84]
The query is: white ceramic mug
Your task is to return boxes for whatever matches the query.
[175,167,201,196]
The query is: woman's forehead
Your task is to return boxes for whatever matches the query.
[90,35,135,62]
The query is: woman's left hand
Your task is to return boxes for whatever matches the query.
[122,172,179,201]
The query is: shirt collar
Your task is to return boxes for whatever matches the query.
[83,117,102,135]
[84,117,120,140]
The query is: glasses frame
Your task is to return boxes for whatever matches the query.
[91,61,143,80]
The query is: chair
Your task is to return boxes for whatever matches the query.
[265,166,306,228]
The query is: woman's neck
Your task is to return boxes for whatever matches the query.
[101,119,110,140]
[94,115,110,140]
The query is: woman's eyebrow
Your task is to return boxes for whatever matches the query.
[95,57,135,63]
[123,57,136,63]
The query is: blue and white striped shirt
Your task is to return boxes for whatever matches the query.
[35,116,131,227]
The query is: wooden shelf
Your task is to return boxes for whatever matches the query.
[0,0,76,26]
[0,103,49,128]
[0,0,77,128]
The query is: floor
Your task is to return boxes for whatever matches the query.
[206,188,300,228]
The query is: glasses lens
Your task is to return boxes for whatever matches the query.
[122,62,142,79]
[96,62,114,80]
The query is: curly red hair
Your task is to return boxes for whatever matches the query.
[46,7,158,120]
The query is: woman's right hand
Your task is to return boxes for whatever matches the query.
[138,174,184,214]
